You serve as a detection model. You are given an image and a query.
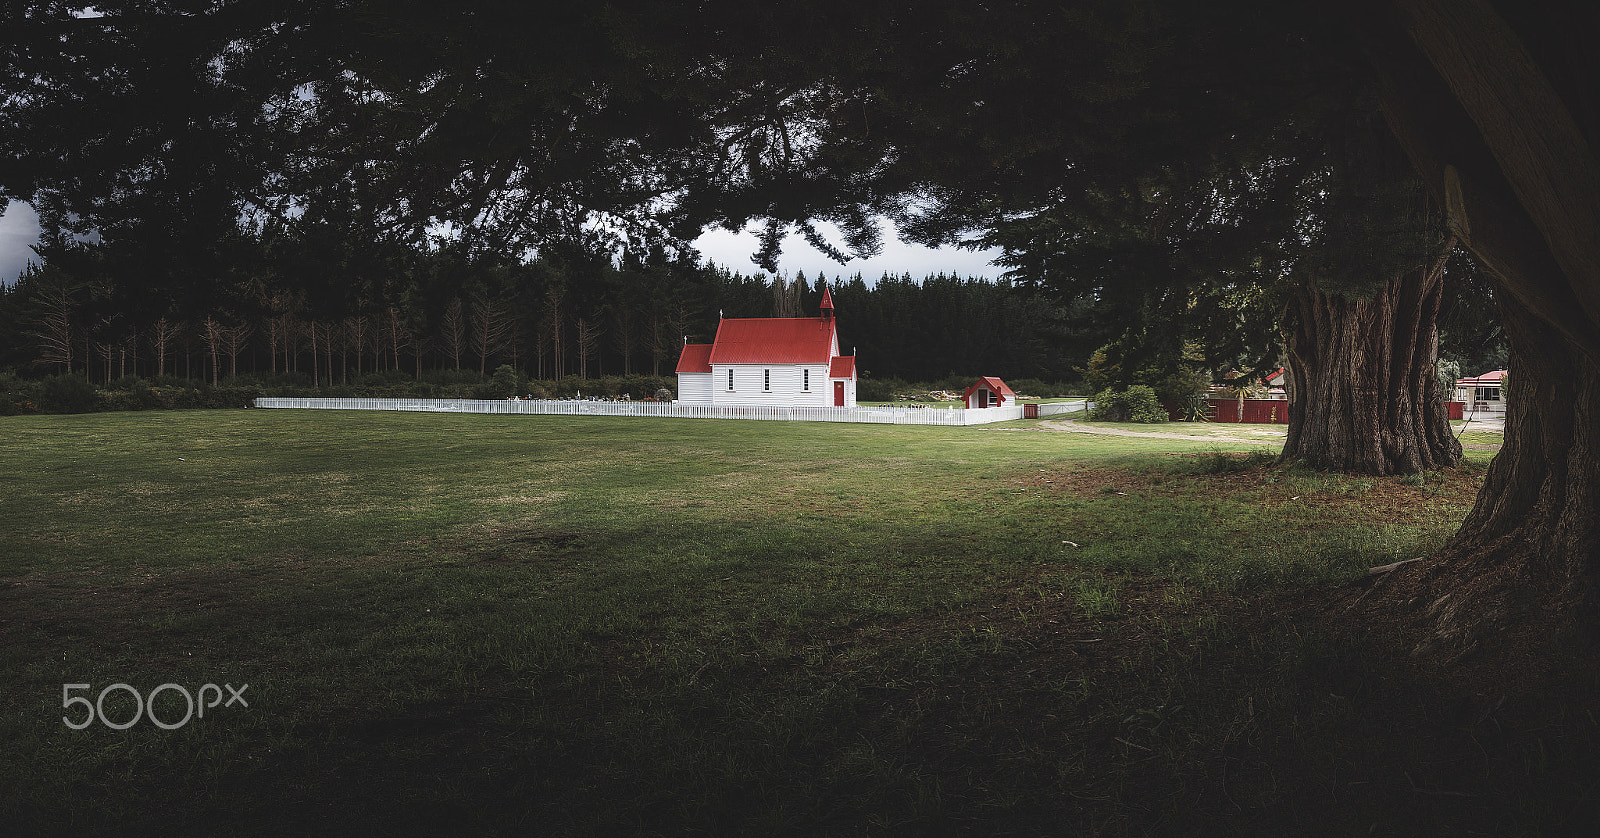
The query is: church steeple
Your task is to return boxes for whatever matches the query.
[819,283,834,320]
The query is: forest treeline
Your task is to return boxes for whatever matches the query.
[0,243,1093,400]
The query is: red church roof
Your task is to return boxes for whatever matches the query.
[707,317,837,365]
[829,356,855,378]
[675,343,713,374]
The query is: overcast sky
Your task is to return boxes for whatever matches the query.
[0,201,1002,288]
[692,219,1002,283]
[0,201,41,285]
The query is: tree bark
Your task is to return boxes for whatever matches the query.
[1403,292,1600,650]
[1352,0,1600,648]
[1281,249,1462,475]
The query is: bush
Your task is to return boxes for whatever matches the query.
[236,371,315,389]
[856,375,1071,402]
[37,374,98,413]
[474,365,522,399]
[0,371,34,415]
[0,371,683,412]
[532,374,674,399]
[418,368,482,386]
[148,374,202,388]
[856,376,909,402]
[356,369,416,387]
[94,385,161,412]
[1008,378,1051,398]
[1089,385,1168,423]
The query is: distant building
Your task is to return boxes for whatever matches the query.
[1264,367,1288,398]
[1454,369,1507,413]
[675,286,857,407]
[963,376,1016,409]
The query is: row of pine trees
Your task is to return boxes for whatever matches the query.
[0,246,1091,388]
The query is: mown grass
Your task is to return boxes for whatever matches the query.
[2,410,1593,836]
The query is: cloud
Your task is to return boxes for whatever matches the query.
[0,202,1006,289]
[693,219,1002,284]
[0,201,42,285]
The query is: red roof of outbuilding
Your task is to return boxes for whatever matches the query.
[829,356,855,378]
[707,318,837,365]
[968,376,1015,396]
[675,343,713,374]
[964,376,1016,404]
[1456,369,1507,386]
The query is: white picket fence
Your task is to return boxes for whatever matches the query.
[251,397,1076,426]
[1034,401,1082,418]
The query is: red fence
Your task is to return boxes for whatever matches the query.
[1207,399,1289,424]
[1198,399,1467,424]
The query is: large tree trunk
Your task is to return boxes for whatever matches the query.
[1354,0,1600,648]
[1281,251,1462,475]
[1401,293,1600,651]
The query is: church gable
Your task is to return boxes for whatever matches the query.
[675,286,854,407]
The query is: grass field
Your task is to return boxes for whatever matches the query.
[3,410,1594,836]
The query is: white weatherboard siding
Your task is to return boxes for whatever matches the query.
[713,364,832,407]
[801,365,829,404]
[678,372,713,404]
[672,297,854,408]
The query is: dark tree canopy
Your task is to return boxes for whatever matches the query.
[5,0,1598,648]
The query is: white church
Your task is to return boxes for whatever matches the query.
[675,286,858,407]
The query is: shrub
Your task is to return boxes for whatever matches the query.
[1080,348,1118,395]
[856,376,908,402]
[95,389,142,412]
[533,374,673,399]
[103,375,147,392]
[1089,385,1168,423]
[0,371,677,412]
[473,364,522,399]
[1152,369,1212,420]
[357,369,415,387]
[1008,378,1051,398]
[418,368,482,386]
[0,371,34,415]
[37,374,98,413]
[615,374,675,399]
[107,378,166,410]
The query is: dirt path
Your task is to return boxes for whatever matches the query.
[1032,419,1283,445]
[1027,418,1501,451]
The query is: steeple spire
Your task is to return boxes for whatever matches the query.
[819,283,834,319]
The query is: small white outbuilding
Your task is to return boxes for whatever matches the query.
[963,376,1016,409]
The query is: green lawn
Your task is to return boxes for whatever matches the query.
[2,410,1590,835]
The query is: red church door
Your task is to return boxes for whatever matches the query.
[834,381,845,406]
